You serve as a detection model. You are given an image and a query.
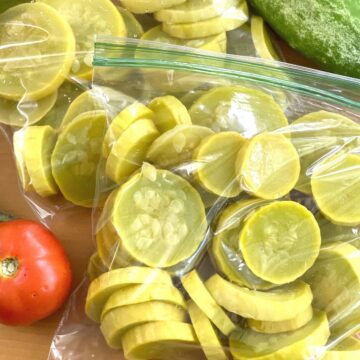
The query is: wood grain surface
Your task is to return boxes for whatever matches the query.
[0,41,318,359]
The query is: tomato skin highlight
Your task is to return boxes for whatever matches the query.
[0,220,72,326]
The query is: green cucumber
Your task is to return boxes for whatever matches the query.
[248,0,360,78]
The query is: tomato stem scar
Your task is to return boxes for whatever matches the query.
[0,257,19,278]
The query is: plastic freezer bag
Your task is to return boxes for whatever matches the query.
[47,38,360,360]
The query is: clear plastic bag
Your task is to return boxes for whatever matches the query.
[47,38,360,360]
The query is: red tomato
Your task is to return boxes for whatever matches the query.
[0,219,73,326]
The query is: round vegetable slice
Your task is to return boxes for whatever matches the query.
[148,96,192,133]
[13,129,32,191]
[155,0,239,24]
[236,133,300,200]
[106,119,160,184]
[162,2,249,39]
[39,0,126,79]
[181,270,236,335]
[147,124,214,168]
[251,15,280,60]
[194,131,246,198]
[188,300,229,360]
[102,102,154,158]
[85,266,172,323]
[212,198,276,290]
[0,92,57,127]
[101,283,186,320]
[112,166,208,268]
[87,253,108,282]
[120,0,186,14]
[189,86,288,136]
[206,274,313,321]
[0,3,75,101]
[122,321,200,360]
[101,301,186,349]
[324,337,360,360]
[240,201,321,285]
[24,125,58,197]
[303,242,360,338]
[290,111,360,195]
[248,306,313,334]
[311,153,360,226]
[117,7,144,38]
[51,111,107,207]
[141,25,227,53]
[230,310,329,360]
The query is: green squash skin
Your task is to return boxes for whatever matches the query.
[248,0,360,78]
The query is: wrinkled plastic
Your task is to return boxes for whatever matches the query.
[46,37,360,360]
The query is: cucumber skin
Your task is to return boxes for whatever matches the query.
[248,0,360,78]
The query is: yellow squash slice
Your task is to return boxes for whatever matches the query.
[0,92,57,127]
[0,3,75,101]
[236,133,300,200]
[188,300,229,360]
[147,124,214,168]
[155,0,238,24]
[323,337,360,360]
[239,201,321,285]
[105,119,160,184]
[230,310,329,360]
[148,96,192,133]
[120,0,186,14]
[24,126,58,197]
[194,131,246,198]
[303,242,360,338]
[85,266,172,323]
[111,166,208,268]
[122,321,200,360]
[101,283,186,320]
[311,153,360,226]
[162,2,249,39]
[189,86,288,136]
[248,306,313,334]
[181,270,236,336]
[39,0,126,79]
[101,301,186,349]
[211,198,276,290]
[102,102,154,158]
[206,274,313,321]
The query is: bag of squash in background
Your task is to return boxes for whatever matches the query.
[46,37,360,360]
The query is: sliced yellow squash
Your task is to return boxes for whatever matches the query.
[211,198,276,290]
[230,310,329,360]
[24,125,58,197]
[85,266,172,323]
[101,283,186,320]
[0,92,57,127]
[101,301,186,349]
[0,3,75,101]
[121,0,186,14]
[189,86,288,136]
[303,242,360,338]
[111,166,208,268]
[102,102,154,158]
[122,321,200,360]
[248,306,313,334]
[194,131,246,198]
[311,153,360,226]
[236,133,300,200]
[182,270,236,335]
[105,119,160,184]
[148,96,191,133]
[155,0,239,24]
[147,124,214,168]
[188,300,229,360]
[39,0,126,79]
[324,337,360,360]
[239,201,321,285]
[162,2,249,39]
[206,274,313,321]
